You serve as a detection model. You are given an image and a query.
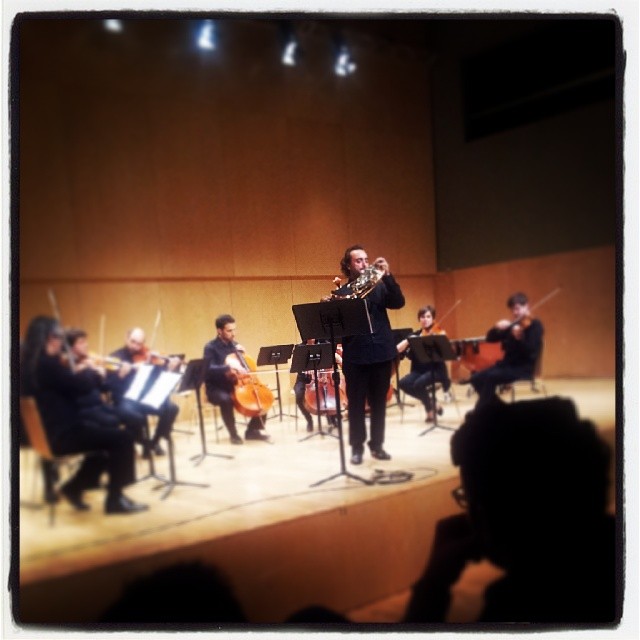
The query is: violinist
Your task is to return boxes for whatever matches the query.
[65,328,147,447]
[465,292,544,407]
[203,314,270,444]
[20,316,147,514]
[397,306,453,423]
[106,327,181,457]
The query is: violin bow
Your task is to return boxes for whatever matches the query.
[47,288,76,372]
[529,287,562,314]
[148,309,162,351]
[98,313,106,359]
[437,298,462,327]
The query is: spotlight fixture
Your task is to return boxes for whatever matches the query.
[197,19,217,51]
[279,22,302,67]
[104,19,123,33]
[282,37,300,66]
[334,44,357,77]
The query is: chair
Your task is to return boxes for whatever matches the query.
[501,346,547,402]
[19,396,82,526]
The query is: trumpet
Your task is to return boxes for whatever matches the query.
[331,265,385,300]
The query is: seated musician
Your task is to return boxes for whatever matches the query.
[107,327,181,457]
[465,292,544,407]
[203,314,270,444]
[20,316,147,514]
[293,340,342,433]
[397,305,452,423]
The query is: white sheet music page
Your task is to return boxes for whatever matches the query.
[140,371,182,409]
[124,364,154,402]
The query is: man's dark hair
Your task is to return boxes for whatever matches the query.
[215,314,235,330]
[340,244,365,278]
[507,292,528,308]
[65,328,87,348]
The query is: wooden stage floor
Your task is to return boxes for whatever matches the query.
[15,378,617,627]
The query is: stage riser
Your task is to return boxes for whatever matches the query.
[19,476,460,624]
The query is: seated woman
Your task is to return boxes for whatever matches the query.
[397,305,452,422]
[20,315,147,515]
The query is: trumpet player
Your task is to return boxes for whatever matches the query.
[338,245,405,465]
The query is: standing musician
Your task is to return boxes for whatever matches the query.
[338,245,405,465]
[397,305,453,423]
[465,292,544,407]
[203,314,271,444]
[20,316,147,514]
[107,327,181,457]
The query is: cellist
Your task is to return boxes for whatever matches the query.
[203,314,271,444]
[397,305,453,423]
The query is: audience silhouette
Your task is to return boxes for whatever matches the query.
[404,397,617,624]
[100,561,247,624]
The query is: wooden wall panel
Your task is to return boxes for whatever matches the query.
[345,130,436,276]
[286,119,351,277]
[221,115,296,278]
[148,100,231,278]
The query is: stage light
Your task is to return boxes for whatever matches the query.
[282,38,300,66]
[104,19,123,33]
[335,44,356,77]
[198,19,216,51]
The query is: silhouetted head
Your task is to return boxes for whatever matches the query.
[100,561,246,624]
[451,398,610,570]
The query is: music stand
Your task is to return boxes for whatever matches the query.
[292,300,374,487]
[391,327,414,418]
[290,342,339,442]
[408,335,458,436]
[180,359,233,466]
[256,344,295,421]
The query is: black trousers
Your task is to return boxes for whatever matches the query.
[471,363,533,407]
[115,398,178,442]
[342,359,392,453]
[399,368,450,412]
[293,378,313,425]
[51,424,136,495]
[206,388,264,436]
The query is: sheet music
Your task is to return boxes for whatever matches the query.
[124,364,154,402]
[140,371,182,409]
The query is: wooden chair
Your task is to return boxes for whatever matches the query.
[19,396,82,526]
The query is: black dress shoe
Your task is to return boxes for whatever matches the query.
[105,494,149,515]
[350,451,363,465]
[245,430,271,441]
[230,434,244,445]
[60,484,91,511]
[371,449,392,461]
[306,422,314,433]
[152,442,166,456]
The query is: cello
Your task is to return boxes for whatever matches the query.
[225,347,275,418]
[304,368,348,416]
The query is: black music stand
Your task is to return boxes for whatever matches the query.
[181,359,233,466]
[290,342,339,442]
[256,344,295,421]
[408,334,458,437]
[391,327,414,417]
[292,300,374,487]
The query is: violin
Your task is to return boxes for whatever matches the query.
[420,322,446,336]
[132,346,184,370]
[225,347,275,418]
